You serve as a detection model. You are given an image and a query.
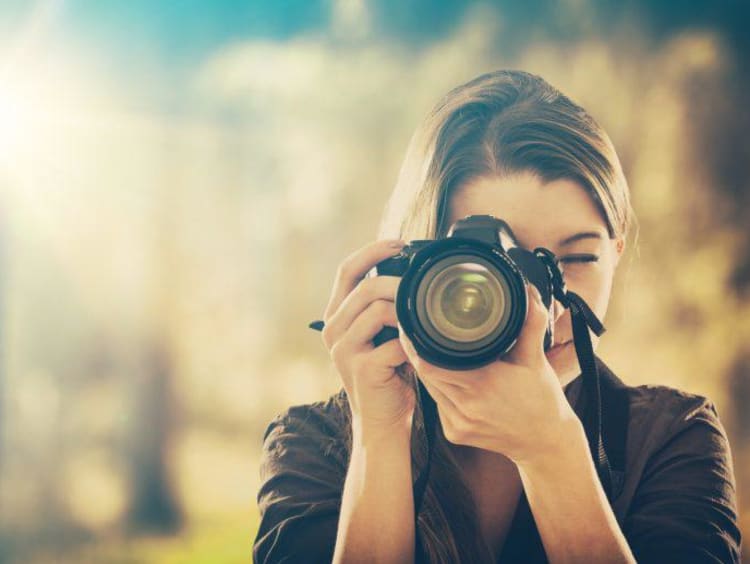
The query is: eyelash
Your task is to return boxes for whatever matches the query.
[559,254,599,264]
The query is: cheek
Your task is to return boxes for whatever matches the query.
[562,264,615,320]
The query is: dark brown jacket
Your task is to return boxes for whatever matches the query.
[253,358,742,563]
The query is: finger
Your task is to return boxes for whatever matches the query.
[323,239,405,320]
[506,284,549,366]
[417,374,470,444]
[398,324,419,365]
[417,371,461,415]
[322,275,400,348]
[338,299,398,353]
[398,327,472,390]
[367,338,409,369]
[398,327,436,379]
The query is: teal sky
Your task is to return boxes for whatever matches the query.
[0,0,472,113]
[0,1,475,70]
[1,0,745,113]
[2,1,330,58]
[57,1,330,62]
[0,0,333,111]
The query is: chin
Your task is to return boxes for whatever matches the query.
[545,341,580,384]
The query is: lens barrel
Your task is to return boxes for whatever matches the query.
[395,238,528,370]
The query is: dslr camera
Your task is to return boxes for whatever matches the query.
[373,215,566,370]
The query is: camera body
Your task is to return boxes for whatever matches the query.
[373,215,562,370]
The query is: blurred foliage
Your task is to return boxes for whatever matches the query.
[14,512,257,564]
[0,0,748,562]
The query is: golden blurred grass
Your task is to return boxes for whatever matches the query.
[23,511,260,564]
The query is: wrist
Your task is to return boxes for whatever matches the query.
[352,413,413,447]
[515,413,587,476]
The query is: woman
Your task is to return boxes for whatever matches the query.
[253,70,741,562]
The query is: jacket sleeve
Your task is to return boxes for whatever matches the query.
[623,396,742,563]
[253,404,348,564]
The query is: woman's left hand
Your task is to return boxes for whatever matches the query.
[399,284,582,466]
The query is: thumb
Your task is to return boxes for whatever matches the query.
[398,322,420,367]
[506,284,549,366]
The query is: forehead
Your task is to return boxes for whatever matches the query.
[448,173,608,245]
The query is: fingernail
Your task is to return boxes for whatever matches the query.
[389,239,406,248]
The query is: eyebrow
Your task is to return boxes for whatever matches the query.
[558,231,604,247]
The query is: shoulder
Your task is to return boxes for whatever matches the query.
[608,373,733,482]
[621,381,737,505]
[263,388,350,442]
[260,389,351,478]
[597,358,737,514]
[254,391,350,563]
[601,373,742,560]
[596,358,729,457]
[626,382,726,450]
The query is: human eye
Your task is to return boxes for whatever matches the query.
[558,254,599,265]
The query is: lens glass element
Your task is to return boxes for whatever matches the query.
[424,262,506,343]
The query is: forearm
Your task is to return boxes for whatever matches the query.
[333,417,415,564]
[517,419,635,564]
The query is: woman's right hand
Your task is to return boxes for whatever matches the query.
[321,239,416,435]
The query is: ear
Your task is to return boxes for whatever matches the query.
[613,236,626,266]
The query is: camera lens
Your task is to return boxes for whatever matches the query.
[426,263,505,342]
[391,219,541,369]
[415,255,513,351]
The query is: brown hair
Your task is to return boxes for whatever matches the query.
[378,69,632,243]
[340,69,634,562]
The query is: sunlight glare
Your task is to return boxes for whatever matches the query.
[0,83,34,163]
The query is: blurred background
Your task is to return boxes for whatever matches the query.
[1,0,749,562]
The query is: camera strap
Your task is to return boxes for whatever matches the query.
[564,290,612,496]
[412,289,614,561]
